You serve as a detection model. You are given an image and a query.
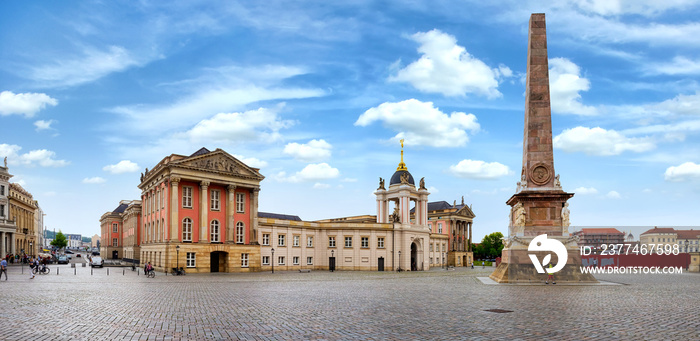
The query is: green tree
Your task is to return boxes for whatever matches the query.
[479,232,504,259]
[51,231,68,249]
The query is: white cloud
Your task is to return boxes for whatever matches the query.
[646,57,700,76]
[181,107,295,144]
[355,99,479,147]
[0,144,69,167]
[275,163,340,183]
[313,183,331,189]
[648,92,700,116]
[571,0,696,16]
[448,159,513,180]
[0,91,58,118]
[103,160,140,174]
[574,187,599,195]
[549,58,596,116]
[427,186,439,193]
[606,191,621,199]
[341,178,358,183]
[389,29,509,98]
[82,177,106,184]
[110,65,323,134]
[28,46,143,88]
[34,119,57,131]
[233,155,268,169]
[554,127,655,156]
[283,139,332,162]
[664,162,700,182]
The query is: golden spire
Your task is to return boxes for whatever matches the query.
[397,139,407,171]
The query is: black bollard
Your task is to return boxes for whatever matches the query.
[74,268,76,275]
[91,267,93,276]
[123,268,125,276]
[57,267,59,275]
[107,268,109,276]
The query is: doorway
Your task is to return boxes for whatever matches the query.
[378,257,384,271]
[112,250,118,259]
[329,257,336,272]
[210,251,228,272]
[411,242,418,271]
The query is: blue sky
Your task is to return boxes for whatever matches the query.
[2,1,700,242]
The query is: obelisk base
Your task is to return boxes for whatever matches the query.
[489,236,597,283]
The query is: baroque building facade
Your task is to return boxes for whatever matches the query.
[101,147,473,273]
[640,227,700,253]
[0,159,17,257]
[9,183,37,256]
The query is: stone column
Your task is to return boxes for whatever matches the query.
[11,234,15,254]
[170,177,180,242]
[226,185,236,243]
[250,187,260,244]
[199,181,210,243]
[468,222,472,252]
[0,232,5,257]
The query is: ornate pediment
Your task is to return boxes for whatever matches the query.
[174,149,264,180]
[456,205,476,218]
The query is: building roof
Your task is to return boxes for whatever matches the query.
[676,229,700,239]
[389,169,414,186]
[189,147,211,157]
[258,212,302,221]
[578,228,624,235]
[113,203,128,214]
[640,227,676,235]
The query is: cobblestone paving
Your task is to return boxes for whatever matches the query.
[0,264,697,340]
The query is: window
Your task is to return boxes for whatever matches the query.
[442,244,446,252]
[428,223,432,231]
[0,185,4,195]
[161,190,164,209]
[112,238,118,246]
[329,236,336,248]
[345,236,352,248]
[438,223,443,234]
[182,218,192,241]
[307,236,313,247]
[278,234,286,246]
[210,190,220,211]
[430,257,433,264]
[293,256,300,265]
[182,186,193,208]
[262,256,270,265]
[236,221,245,244]
[236,193,245,213]
[210,220,220,242]
[278,256,285,265]
[186,252,195,267]
[293,235,300,247]
[361,237,369,248]
[241,253,249,267]
[307,257,313,265]
[430,244,433,252]
[262,234,270,246]
[0,204,4,217]
[112,223,118,233]
[378,237,384,249]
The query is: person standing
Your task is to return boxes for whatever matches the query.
[0,258,7,280]
[29,258,36,279]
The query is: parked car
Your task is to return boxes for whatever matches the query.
[65,250,74,254]
[91,251,100,256]
[57,255,69,264]
[90,256,104,268]
[76,253,81,258]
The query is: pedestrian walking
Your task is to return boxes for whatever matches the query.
[29,258,36,279]
[0,258,8,280]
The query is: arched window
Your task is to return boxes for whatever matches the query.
[210,220,220,242]
[236,221,244,244]
[182,218,192,241]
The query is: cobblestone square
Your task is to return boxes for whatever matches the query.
[0,264,698,340]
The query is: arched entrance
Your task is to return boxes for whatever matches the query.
[411,242,418,271]
[210,251,228,273]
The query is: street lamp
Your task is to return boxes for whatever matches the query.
[331,249,334,272]
[30,242,33,258]
[176,245,180,273]
[21,248,25,274]
[398,250,401,272]
[271,248,275,274]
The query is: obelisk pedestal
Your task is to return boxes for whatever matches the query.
[489,13,596,283]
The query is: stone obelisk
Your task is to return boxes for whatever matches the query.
[490,13,596,283]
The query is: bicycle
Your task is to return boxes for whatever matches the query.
[32,265,50,275]
[147,270,155,278]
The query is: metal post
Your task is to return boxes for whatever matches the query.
[176,245,180,274]
[271,248,275,274]
[398,250,401,272]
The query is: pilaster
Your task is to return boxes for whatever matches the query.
[226,185,236,243]
[200,181,209,243]
[170,177,180,242]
